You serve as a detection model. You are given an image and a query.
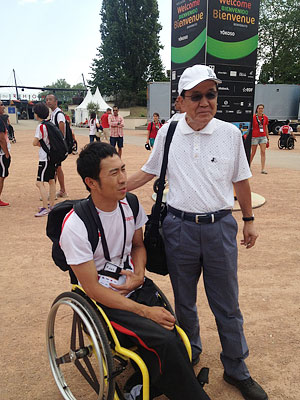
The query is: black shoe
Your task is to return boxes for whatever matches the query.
[223,372,268,400]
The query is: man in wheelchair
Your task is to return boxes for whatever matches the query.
[59,142,211,400]
[278,120,296,149]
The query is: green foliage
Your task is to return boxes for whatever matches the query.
[89,0,168,106]
[38,80,86,104]
[87,101,100,116]
[258,0,300,84]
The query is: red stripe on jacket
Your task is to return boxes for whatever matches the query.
[110,321,162,374]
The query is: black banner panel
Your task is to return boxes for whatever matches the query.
[171,0,208,105]
[171,0,261,127]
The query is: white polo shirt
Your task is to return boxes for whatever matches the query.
[142,117,251,213]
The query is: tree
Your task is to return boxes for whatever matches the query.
[39,80,86,104]
[89,0,168,106]
[258,0,300,84]
[87,101,100,116]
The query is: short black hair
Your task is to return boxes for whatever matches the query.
[46,93,58,101]
[77,142,118,192]
[33,102,49,119]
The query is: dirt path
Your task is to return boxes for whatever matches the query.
[0,124,299,400]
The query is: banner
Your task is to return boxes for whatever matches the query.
[171,0,207,104]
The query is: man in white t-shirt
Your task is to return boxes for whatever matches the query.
[60,141,211,400]
[127,65,268,400]
[32,102,56,217]
[46,94,67,198]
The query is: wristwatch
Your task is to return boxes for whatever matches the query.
[242,215,255,222]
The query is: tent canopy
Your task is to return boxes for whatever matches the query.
[75,88,111,124]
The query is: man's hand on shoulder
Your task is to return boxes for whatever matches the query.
[110,269,144,296]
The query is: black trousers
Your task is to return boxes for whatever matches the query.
[101,278,210,400]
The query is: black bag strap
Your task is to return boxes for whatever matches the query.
[126,192,139,223]
[54,110,64,127]
[152,121,178,223]
[39,121,50,156]
[82,196,126,264]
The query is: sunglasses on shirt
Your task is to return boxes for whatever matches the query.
[184,91,218,102]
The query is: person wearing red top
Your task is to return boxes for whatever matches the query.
[146,112,162,148]
[100,108,112,141]
[250,104,269,174]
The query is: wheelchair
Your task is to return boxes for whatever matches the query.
[278,134,296,150]
[46,283,192,400]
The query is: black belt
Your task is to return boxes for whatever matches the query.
[168,205,231,224]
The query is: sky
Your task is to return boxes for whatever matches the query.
[1,0,172,91]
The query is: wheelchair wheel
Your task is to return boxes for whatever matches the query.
[46,292,115,400]
[287,137,295,150]
[278,137,284,149]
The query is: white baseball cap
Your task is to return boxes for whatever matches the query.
[178,65,222,95]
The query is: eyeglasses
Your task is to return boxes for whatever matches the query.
[184,91,218,102]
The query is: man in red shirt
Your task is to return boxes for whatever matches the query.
[250,104,269,174]
[100,108,112,142]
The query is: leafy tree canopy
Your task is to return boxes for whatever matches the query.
[258,0,300,84]
[89,0,168,106]
[39,80,86,103]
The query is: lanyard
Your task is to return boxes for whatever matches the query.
[87,198,127,265]
[255,114,264,127]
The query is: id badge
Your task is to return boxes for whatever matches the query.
[104,261,119,274]
[98,262,126,289]
[260,127,264,133]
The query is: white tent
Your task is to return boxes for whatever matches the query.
[93,87,111,111]
[74,89,93,125]
[74,88,111,125]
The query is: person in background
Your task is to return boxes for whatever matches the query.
[46,94,68,197]
[146,112,162,148]
[32,102,56,217]
[108,106,124,158]
[250,104,269,174]
[279,120,296,146]
[88,112,100,143]
[100,107,112,141]
[0,101,11,207]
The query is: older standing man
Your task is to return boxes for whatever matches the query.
[108,106,124,158]
[127,65,268,400]
[46,94,68,198]
[0,101,11,206]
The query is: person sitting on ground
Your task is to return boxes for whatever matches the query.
[146,112,162,148]
[59,141,211,400]
[32,102,56,217]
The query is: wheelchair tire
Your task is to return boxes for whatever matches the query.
[278,137,285,149]
[46,291,115,400]
[287,137,294,150]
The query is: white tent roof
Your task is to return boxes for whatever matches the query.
[92,87,111,111]
[76,88,93,109]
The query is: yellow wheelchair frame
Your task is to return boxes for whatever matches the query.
[46,284,191,400]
